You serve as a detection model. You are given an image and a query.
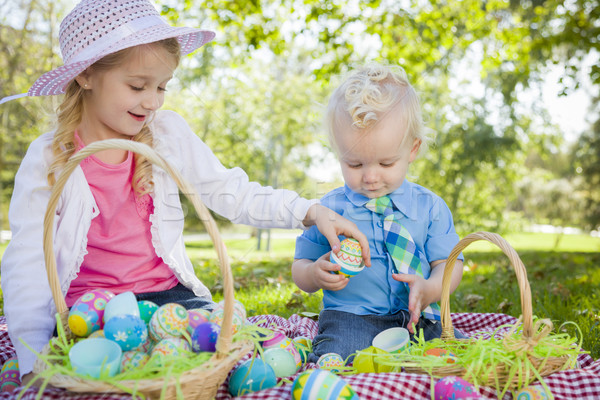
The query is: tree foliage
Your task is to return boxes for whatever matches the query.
[0,0,598,233]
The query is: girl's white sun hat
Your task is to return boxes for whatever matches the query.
[0,0,215,104]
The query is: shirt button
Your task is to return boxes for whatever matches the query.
[377,221,383,227]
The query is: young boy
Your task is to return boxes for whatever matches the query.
[292,64,465,363]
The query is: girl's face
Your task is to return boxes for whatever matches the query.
[334,108,421,199]
[78,45,177,142]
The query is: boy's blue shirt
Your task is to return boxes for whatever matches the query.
[295,179,463,316]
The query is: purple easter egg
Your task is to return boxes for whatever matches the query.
[434,376,481,399]
[191,322,220,353]
[187,309,210,333]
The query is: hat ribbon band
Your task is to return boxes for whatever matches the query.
[69,14,165,64]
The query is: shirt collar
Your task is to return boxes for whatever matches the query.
[343,180,414,218]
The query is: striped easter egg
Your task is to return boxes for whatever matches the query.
[291,369,358,400]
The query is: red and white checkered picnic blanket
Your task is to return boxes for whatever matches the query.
[1,313,599,400]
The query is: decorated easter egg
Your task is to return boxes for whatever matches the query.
[0,358,20,392]
[138,333,154,353]
[293,336,311,364]
[68,289,115,337]
[262,332,302,369]
[515,385,551,399]
[228,358,277,396]
[187,309,210,335]
[261,331,287,349]
[137,300,159,325]
[209,299,246,333]
[292,369,358,400]
[104,314,148,351]
[424,348,457,364]
[262,347,298,377]
[330,238,364,277]
[88,330,105,339]
[317,352,345,373]
[191,322,221,352]
[151,337,191,358]
[120,350,150,372]
[149,303,188,341]
[434,376,481,400]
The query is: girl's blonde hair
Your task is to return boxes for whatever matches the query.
[47,38,181,196]
[327,64,428,153]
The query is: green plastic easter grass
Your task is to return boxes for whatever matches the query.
[350,316,583,399]
[19,313,262,400]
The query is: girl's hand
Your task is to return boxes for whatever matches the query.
[392,273,437,334]
[303,204,371,267]
[309,252,350,291]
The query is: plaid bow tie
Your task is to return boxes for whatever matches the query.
[365,195,441,321]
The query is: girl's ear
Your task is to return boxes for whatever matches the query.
[75,69,91,89]
[408,138,421,163]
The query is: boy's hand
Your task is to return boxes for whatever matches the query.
[309,252,350,291]
[303,204,371,267]
[392,273,436,334]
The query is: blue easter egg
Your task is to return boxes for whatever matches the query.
[191,322,220,353]
[104,314,148,351]
[292,369,358,400]
[228,358,277,396]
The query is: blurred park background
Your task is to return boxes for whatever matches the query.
[1,0,599,356]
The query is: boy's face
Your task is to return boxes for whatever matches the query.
[334,109,421,199]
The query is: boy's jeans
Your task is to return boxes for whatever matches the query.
[308,309,467,364]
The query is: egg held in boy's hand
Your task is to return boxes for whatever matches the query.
[68,289,115,337]
[330,238,364,277]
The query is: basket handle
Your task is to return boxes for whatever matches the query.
[43,139,235,358]
[439,231,533,341]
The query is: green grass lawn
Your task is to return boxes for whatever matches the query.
[0,232,599,359]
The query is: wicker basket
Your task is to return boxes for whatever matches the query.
[33,139,253,399]
[402,231,576,389]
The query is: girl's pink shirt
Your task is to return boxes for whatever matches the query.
[65,134,178,306]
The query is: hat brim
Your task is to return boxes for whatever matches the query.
[28,26,215,97]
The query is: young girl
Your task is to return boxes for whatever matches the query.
[0,0,370,383]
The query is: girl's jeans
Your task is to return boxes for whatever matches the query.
[135,283,215,310]
[308,309,467,363]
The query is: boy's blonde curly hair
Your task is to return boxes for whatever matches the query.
[47,38,181,196]
[327,64,428,154]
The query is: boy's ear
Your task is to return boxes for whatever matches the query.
[408,139,421,163]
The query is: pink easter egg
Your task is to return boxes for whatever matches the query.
[434,376,481,399]
[261,331,287,349]
[68,289,115,337]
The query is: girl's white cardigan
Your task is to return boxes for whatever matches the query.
[1,110,315,377]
